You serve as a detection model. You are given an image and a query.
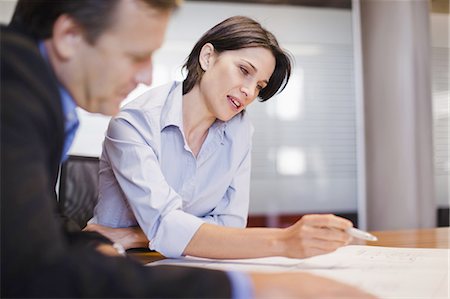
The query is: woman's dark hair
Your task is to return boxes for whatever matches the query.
[11,0,180,44]
[183,16,292,102]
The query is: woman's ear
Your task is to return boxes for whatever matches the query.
[199,43,215,71]
[51,14,84,60]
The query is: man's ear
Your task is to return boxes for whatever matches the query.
[199,43,215,71]
[51,14,84,60]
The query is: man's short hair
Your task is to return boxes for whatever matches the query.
[11,0,180,44]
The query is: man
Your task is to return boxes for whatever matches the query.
[1,0,376,298]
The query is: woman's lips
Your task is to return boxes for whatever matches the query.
[227,95,242,111]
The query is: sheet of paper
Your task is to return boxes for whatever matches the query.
[148,245,449,299]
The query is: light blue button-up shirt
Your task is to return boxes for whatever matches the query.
[59,87,79,162]
[93,81,253,257]
[38,41,79,162]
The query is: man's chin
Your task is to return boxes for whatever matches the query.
[95,99,123,116]
[99,106,121,116]
[81,97,123,115]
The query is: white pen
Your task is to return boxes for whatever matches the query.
[346,227,378,241]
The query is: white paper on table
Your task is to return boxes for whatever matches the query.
[148,245,450,299]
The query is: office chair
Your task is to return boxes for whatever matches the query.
[58,155,100,230]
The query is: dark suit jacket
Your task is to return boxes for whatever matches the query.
[0,24,231,298]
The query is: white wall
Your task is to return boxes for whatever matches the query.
[2,1,448,213]
[64,2,358,215]
[430,13,449,208]
[0,0,16,23]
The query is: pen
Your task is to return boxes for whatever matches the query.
[346,227,378,241]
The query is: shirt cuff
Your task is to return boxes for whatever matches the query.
[150,209,204,257]
[226,271,254,299]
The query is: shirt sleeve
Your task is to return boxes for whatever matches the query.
[104,115,204,258]
[226,271,254,299]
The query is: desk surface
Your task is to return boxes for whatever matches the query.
[128,227,450,264]
[351,227,449,248]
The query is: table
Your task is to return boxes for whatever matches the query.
[127,248,165,264]
[351,227,449,248]
[128,227,450,264]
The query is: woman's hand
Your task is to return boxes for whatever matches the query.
[281,214,353,258]
[84,223,149,250]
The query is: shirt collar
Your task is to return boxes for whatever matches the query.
[160,82,227,142]
[161,81,183,130]
[38,41,78,125]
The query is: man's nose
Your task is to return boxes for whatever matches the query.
[134,60,153,86]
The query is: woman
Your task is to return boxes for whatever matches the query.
[89,16,353,259]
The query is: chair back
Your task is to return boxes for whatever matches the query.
[59,155,100,229]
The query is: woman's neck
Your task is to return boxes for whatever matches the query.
[182,86,216,157]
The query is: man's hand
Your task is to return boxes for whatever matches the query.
[95,243,125,257]
[84,223,149,250]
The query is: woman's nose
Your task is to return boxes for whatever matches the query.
[240,83,256,101]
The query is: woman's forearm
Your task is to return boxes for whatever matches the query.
[88,214,353,259]
[183,223,286,259]
[183,214,353,259]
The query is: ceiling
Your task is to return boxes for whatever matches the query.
[188,0,351,9]
[431,0,449,13]
[187,0,449,13]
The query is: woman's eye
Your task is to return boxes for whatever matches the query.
[240,66,249,75]
[256,84,264,91]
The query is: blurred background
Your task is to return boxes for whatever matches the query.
[1,0,448,230]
